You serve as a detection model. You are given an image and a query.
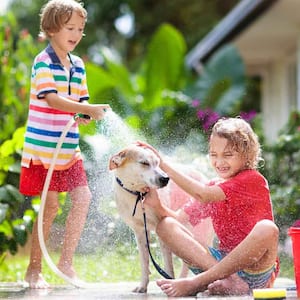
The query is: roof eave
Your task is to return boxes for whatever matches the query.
[185,0,278,71]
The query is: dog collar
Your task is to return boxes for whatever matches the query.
[115,177,147,217]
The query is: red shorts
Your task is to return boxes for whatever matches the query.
[19,160,88,196]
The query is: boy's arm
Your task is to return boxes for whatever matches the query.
[44,92,110,120]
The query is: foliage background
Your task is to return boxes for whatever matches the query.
[0,0,298,282]
[10,0,239,67]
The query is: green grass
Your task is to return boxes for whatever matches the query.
[0,248,295,284]
[0,244,183,284]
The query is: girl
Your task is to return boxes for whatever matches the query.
[19,0,110,288]
[139,117,279,297]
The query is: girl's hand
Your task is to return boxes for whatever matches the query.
[135,141,161,160]
[143,189,163,212]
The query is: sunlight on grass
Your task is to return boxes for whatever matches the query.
[0,247,294,284]
[0,244,183,284]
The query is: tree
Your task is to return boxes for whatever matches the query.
[9,0,239,67]
[0,14,246,259]
[82,24,248,147]
[0,12,43,144]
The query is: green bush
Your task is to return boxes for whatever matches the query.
[263,111,300,241]
[0,13,41,261]
[0,128,36,259]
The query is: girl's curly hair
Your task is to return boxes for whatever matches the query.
[209,117,262,169]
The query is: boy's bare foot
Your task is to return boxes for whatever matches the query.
[157,277,206,297]
[57,261,77,279]
[25,270,50,289]
[207,276,249,295]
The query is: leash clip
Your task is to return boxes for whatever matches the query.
[141,195,145,212]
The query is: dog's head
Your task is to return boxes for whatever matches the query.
[109,144,169,191]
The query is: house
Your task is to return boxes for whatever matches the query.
[186,0,300,142]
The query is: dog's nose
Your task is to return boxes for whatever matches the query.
[159,176,169,187]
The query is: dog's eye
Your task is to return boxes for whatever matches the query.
[140,161,149,166]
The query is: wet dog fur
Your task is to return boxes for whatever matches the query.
[109,144,214,293]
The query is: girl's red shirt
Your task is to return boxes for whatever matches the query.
[184,169,274,252]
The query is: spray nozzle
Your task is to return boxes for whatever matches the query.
[74,113,91,120]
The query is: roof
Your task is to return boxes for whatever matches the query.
[185,0,278,71]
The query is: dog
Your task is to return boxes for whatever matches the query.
[109,144,214,293]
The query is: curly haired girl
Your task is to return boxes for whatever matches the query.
[139,117,279,297]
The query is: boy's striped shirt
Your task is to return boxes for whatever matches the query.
[21,44,89,170]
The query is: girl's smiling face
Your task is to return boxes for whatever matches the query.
[209,134,247,180]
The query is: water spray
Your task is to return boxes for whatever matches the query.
[36,111,183,288]
[37,113,105,289]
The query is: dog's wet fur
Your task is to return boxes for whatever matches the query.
[109,144,214,293]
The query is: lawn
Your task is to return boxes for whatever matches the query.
[0,247,295,284]
[0,239,185,284]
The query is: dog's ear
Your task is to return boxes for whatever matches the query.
[109,150,127,170]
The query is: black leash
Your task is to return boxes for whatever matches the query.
[115,177,174,279]
[141,201,174,279]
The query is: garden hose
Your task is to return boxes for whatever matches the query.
[37,113,102,288]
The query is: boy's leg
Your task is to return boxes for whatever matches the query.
[57,185,91,277]
[25,191,59,288]
[157,219,279,297]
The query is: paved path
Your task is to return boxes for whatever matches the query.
[0,278,297,299]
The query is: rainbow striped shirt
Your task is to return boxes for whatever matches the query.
[21,44,89,170]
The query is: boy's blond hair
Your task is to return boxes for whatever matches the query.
[210,117,262,169]
[40,0,87,39]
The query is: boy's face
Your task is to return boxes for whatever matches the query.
[209,134,246,180]
[49,12,85,54]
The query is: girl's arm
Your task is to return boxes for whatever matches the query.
[44,92,110,120]
[144,189,184,220]
[161,160,225,203]
[137,141,225,203]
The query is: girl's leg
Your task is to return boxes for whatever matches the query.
[207,219,279,295]
[155,216,218,296]
[157,219,279,297]
[156,216,217,271]
[25,191,59,288]
[57,185,91,277]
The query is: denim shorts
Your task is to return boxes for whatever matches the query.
[189,247,276,289]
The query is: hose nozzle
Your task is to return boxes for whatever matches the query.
[74,113,91,120]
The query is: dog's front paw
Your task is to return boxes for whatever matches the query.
[132,286,147,293]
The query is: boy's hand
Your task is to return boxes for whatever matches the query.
[87,104,111,120]
[75,117,91,125]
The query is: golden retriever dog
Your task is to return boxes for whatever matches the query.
[109,144,214,293]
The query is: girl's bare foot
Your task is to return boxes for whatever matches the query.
[25,270,50,289]
[207,276,249,295]
[157,277,206,297]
